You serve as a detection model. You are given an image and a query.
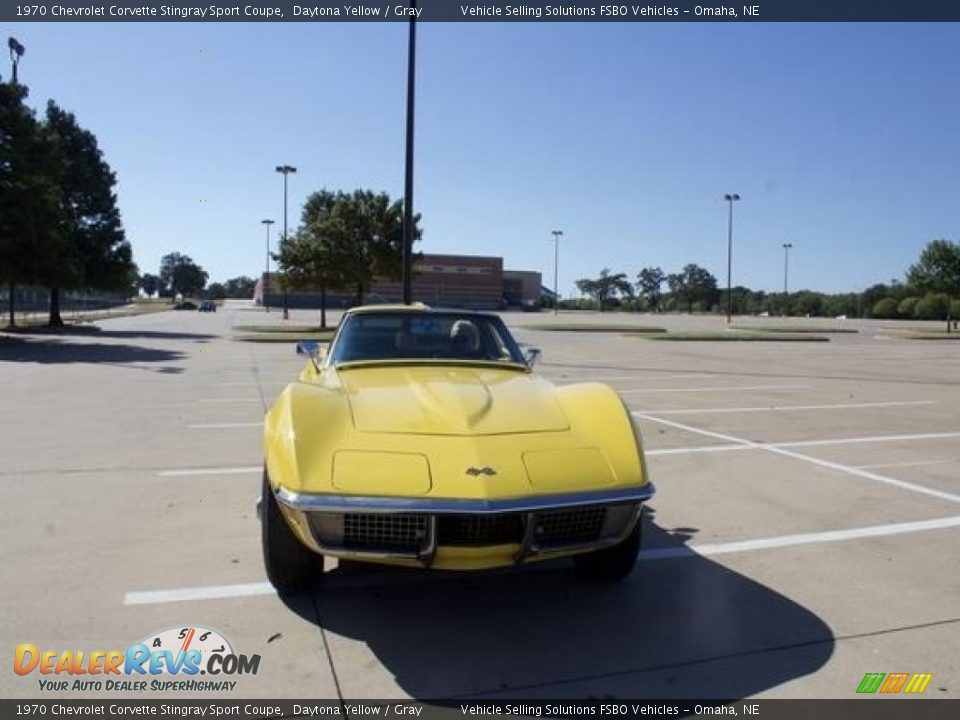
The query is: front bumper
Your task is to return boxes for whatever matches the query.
[274,484,655,568]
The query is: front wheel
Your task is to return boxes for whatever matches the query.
[261,470,323,594]
[574,512,642,582]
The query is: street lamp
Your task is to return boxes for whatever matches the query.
[550,230,563,314]
[275,165,297,319]
[723,193,741,323]
[782,242,793,295]
[401,1,417,305]
[8,37,25,84]
[261,219,274,312]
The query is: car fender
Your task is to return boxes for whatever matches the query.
[264,381,353,495]
[552,382,647,488]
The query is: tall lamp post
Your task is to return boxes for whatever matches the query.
[550,230,563,314]
[782,242,793,294]
[401,2,417,305]
[8,37,25,84]
[275,165,297,319]
[723,193,740,323]
[261,219,274,312]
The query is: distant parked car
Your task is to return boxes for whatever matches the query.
[173,301,198,311]
[198,300,217,312]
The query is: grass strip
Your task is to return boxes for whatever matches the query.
[522,324,666,333]
[641,331,830,342]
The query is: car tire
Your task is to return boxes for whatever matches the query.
[574,512,642,582]
[261,470,323,595]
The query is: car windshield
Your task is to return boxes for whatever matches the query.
[329,312,527,366]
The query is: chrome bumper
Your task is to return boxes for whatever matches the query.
[274,484,654,567]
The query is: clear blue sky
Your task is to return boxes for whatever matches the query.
[6,22,958,296]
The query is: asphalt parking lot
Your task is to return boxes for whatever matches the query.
[2,303,957,700]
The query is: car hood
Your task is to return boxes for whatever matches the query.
[337,365,570,435]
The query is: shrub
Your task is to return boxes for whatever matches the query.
[914,293,950,320]
[897,297,920,317]
[871,297,899,319]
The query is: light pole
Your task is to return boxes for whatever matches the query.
[723,193,740,323]
[261,219,274,312]
[8,37,24,84]
[401,2,417,305]
[275,165,297,319]
[782,242,793,294]
[550,230,563,314]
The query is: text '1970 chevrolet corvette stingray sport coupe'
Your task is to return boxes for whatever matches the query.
[261,305,655,594]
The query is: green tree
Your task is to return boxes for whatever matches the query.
[206,282,226,300]
[40,102,133,326]
[907,239,960,330]
[914,293,950,321]
[223,276,256,298]
[635,266,665,312]
[323,189,420,305]
[138,273,160,297]
[897,297,919,318]
[666,264,718,314]
[0,83,59,327]
[159,252,208,297]
[872,297,899,319]
[575,269,633,312]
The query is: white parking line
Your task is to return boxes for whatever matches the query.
[640,515,960,560]
[158,466,260,477]
[188,422,262,429]
[122,515,960,605]
[633,400,936,415]
[208,381,288,387]
[546,373,715,383]
[199,398,263,404]
[643,430,960,456]
[125,582,274,605]
[636,414,960,504]
[620,384,810,395]
[855,459,955,470]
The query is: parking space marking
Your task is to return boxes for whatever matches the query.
[199,398,263,403]
[545,373,715,383]
[125,582,274,605]
[157,466,260,477]
[855,459,954,470]
[644,430,960,457]
[636,414,960,504]
[208,380,288,387]
[633,400,936,415]
[620,384,811,395]
[188,422,262,429]
[641,515,960,560]
[122,515,960,605]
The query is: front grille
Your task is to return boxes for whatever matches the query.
[343,513,427,554]
[438,513,524,546]
[535,506,607,547]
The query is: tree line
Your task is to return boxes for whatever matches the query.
[1,79,134,327]
[573,239,960,328]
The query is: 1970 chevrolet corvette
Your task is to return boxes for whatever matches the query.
[261,305,655,593]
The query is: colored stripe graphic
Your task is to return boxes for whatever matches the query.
[880,672,909,693]
[857,673,885,693]
[859,672,933,694]
[904,673,933,694]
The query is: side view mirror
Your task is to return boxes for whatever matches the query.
[296,341,328,365]
[523,346,542,366]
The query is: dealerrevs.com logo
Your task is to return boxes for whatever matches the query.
[14,626,261,692]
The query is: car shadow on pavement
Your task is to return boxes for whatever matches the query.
[281,509,835,700]
[0,336,186,368]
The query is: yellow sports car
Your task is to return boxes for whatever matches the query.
[261,305,654,593]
